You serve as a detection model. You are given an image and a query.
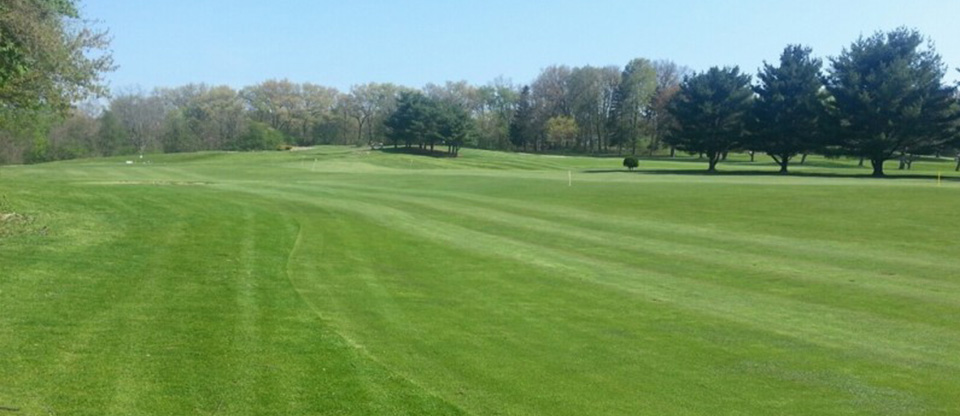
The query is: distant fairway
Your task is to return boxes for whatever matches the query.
[2,148,959,415]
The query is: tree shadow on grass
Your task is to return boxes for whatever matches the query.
[584,168,960,182]
[378,147,458,158]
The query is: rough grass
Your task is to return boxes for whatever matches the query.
[1,148,958,415]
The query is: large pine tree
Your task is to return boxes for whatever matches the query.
[508,86,534,151]
[384,91,472,155]
[385,91,433,149]
[825,28,959,177]
[750,45,826,173]
[666,67,753,172]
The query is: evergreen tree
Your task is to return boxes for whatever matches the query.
[666,67,753,172]
[750,45,827,173]
[436,102,473,156]
[509,86,533,151]
[385,91,432,149]
[825,28,959,176]
[385,92,472,155]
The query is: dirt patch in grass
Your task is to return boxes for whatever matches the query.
[0,211,44,238]
[1,212,26,222]
[0,197,47,239]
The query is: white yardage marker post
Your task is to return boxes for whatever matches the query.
[568,170,572,187]
[938,171,942,187]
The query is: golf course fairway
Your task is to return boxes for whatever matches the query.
[1,147,959,415]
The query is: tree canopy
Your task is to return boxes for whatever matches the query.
[667,67,753,172]
[750,45,827,173]
[609,58,657,155]
[0,0,113,112]
[384,91,473,156]
[825,27,959,176]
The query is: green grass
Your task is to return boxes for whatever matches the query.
[1,148,959,415]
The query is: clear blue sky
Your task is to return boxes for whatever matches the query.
[82,0,960,92]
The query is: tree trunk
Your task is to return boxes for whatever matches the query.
[871,159,885,177]
[771,155,788,173]
[356,120,365,145]
[956,156,959,172]
[597,126,602,153]
[800,153,808,164]
[858,156,864,167]
[670,147,676,158]
[749,151,755,162]
[707,152,719,172]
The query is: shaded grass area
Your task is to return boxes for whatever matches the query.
[379,146,459,158]
[1,146,959,415]
[586,168,960,182]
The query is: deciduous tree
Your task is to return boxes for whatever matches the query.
[650,60,690,156]
[544,116,578,150]
[568,65,620,152]
[610,59,657,155]
[109,91,166,154]
[0,0,113,112]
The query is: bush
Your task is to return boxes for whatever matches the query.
[623,156,639,170]
[233,121,284,151]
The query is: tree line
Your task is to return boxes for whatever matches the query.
[666,28,960,176]
[1,1,958,176]
[0,63,687,164]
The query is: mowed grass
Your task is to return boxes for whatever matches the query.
[1,147,959,415]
